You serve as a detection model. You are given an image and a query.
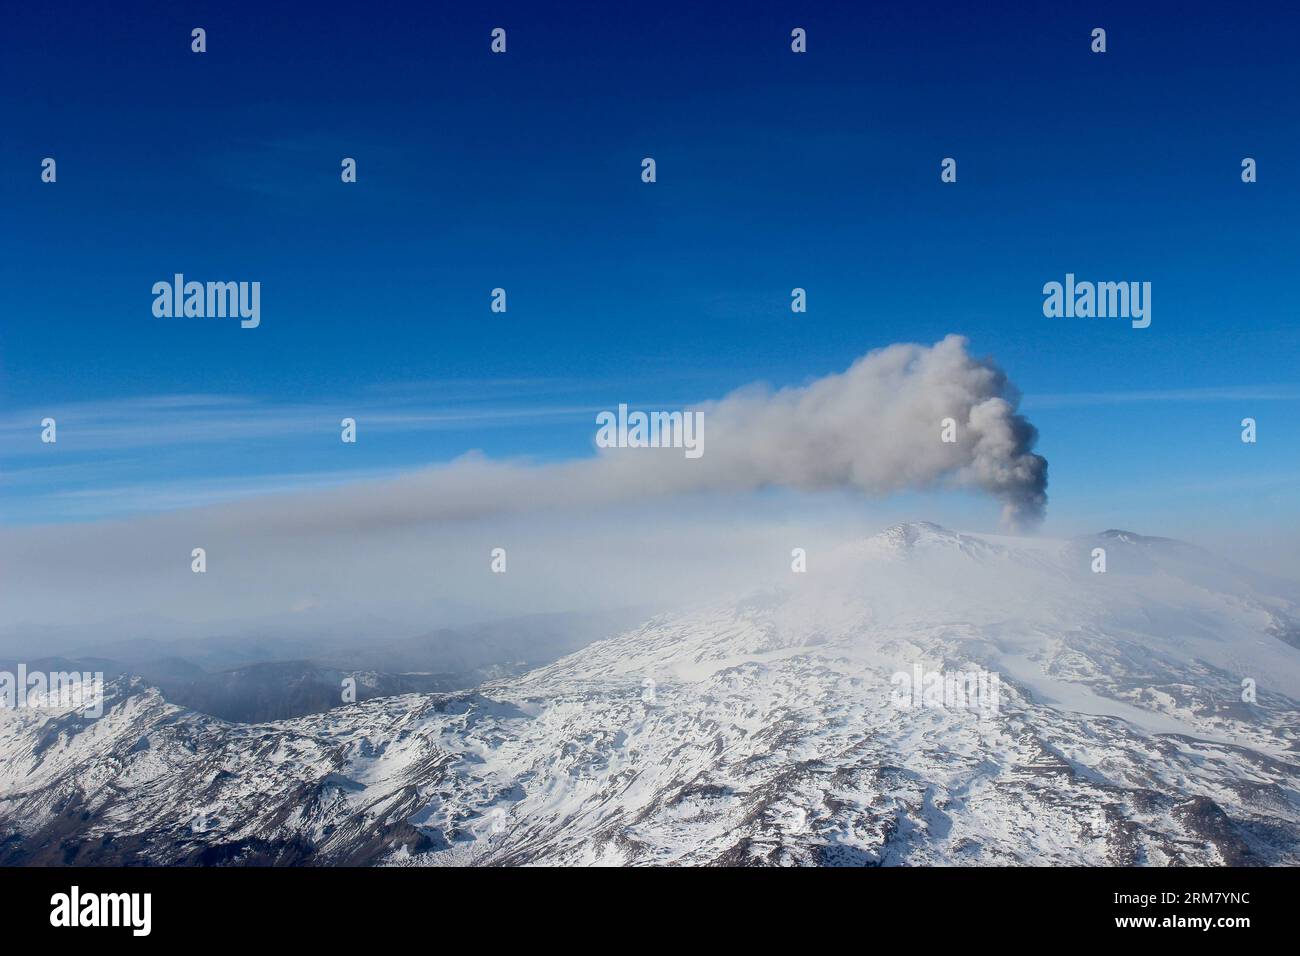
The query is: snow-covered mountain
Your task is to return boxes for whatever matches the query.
[2,523,1297,866]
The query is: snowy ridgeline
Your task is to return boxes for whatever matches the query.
[0,523,1297,866]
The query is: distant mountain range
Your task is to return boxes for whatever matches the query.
[0,609,643,722]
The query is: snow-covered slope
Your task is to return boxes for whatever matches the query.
[2,523,1297,865]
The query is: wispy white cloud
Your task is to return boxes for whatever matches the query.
[41,467,412,518]
[1024,385,1300,409]
[0,391,598,454]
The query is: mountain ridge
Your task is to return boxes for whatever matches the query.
[1,523,1297,866]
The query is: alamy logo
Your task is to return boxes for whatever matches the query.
[0,666,104,718]
[890,665,1000,716]
[1042,273,1150,328]
[595,404,704,459]
[50,886,151,936]
[152,274,261,328]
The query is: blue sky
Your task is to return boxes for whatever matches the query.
[2,0,1298,534]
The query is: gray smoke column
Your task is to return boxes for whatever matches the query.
[603,333,1048,527]
[229,334,1046,534]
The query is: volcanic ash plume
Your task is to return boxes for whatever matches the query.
[602,333,1049,528]
[227,334,1047,533]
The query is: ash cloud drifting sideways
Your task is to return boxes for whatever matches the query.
[0,335,1047,640]
[658,333,1048,528]
[230,334,1047,534]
